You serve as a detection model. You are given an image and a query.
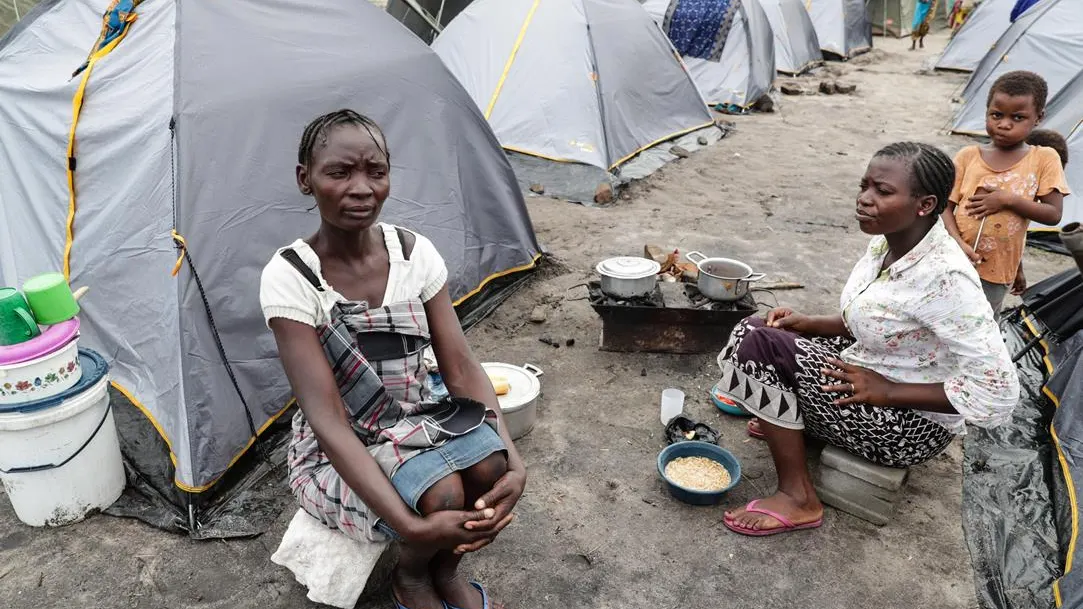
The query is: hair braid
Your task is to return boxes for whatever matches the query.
[297,109,389,167]
[873,142,955,215]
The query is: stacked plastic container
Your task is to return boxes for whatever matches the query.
[0,273,124,527]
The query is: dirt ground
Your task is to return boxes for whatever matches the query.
[0,31,1074,609]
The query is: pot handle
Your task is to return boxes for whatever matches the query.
[745,273,766,282]
[685,251,707,265]
[14,308,37,337]
[523,363,545,378]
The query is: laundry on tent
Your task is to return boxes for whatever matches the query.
[753,0,822,75]
[642,0,777,108]
[0,0,540,537]
[950,0,1083,136]
[433,0,718,204]
[803,0,873,59]
[934,0,1015,73]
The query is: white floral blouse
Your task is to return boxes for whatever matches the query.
[839,220,1020,432]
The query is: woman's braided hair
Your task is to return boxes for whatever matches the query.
[297,109,389,167]
[873,142,956,215]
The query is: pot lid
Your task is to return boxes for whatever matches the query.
[596,257,661,280]
[481,362,541,412]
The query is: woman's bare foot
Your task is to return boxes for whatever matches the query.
[724,490,823,532]
[392,568,444,609]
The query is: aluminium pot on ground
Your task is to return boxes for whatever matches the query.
[481,362,542,441]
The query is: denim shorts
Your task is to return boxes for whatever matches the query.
[374,424,506,540]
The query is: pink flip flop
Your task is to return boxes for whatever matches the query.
[723,499,823,537]
[747,418,766,440]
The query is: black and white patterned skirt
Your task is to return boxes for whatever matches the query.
[716,317,955,468]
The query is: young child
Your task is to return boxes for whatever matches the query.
[942,71,1071,317]
[1011,128,1072,295]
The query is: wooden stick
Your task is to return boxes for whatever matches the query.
[72,286,89,301]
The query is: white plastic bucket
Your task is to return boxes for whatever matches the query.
[0,375,124,526]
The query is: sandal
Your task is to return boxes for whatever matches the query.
[723,499,823,537]
[747,418,766,440]
[443,581,491,609]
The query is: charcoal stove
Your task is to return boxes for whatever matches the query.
[587,281,758,354]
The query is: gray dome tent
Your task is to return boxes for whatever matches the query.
[0,0,540,535]
[805,0,872,59]
[434,0,715,203]
[951,0,1083,136]
[755,0,822,75]
[1037,69,1083,231]
[935,0,1015,72]
[642,0,777,109]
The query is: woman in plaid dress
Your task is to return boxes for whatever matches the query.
[261,110,524,609]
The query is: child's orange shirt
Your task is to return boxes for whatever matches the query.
[949,145,1070,285]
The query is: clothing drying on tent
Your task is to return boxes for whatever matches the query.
[643,0,776,109]
[951,0,1083,136]
[755,0,822,75]
[0,0,539,537]
[433,0,715,204]
[661,0,740,61]
[935,0,1014,72]
[1010,0,1039,21]
[804,0,872,59]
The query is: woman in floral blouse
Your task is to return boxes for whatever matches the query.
[715,142,1019,536]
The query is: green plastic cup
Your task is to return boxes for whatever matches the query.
[23,273,81,325]
[0,287,41,346]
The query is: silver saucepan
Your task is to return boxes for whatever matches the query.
[685,251,765,302]
[596,257,661,299]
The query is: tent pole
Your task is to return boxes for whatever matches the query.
[399,0,443,35]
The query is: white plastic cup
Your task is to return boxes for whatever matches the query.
[660,388,685,425]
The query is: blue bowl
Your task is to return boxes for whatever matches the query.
[657,442,741,506]
[710,383,752,417]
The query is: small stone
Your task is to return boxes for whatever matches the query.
[834,82,858,94]
[565,338,575,347]
[670,145,691,159]
[529,183,545,195]
[780,82,803,96]
[640,368,647,377]
[697,135,709,146]
[529,306,547,324]
[819,80,836,95]
[594,183,614,204]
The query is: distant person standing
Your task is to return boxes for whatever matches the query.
[942,71,1070,318]
[911,0,937,50]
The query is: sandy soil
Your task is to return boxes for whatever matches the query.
[0,31,1073,609]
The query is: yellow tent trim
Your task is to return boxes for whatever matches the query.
[1021,313,1078,606]
[62,16,137,281]
[175,398,296,494]
[484,0,541,119]
[503,145,584,165]
[609,120,716,170]
[111,380,178,468]
[452,253,542,307]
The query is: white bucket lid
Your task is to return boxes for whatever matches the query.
[481,362,541,413]
[596,257,661,280]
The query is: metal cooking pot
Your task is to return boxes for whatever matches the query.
[481,362,543,441]
[685,251,765,302]
[596,257,661,299]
